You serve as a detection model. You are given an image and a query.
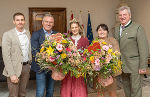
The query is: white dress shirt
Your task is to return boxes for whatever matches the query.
[15,28,29,62]
[43,28,53,39]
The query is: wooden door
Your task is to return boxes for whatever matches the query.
[29,8,66,34]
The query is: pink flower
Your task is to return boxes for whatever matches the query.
[72,48,77,52]
[102,45,109,51]
[105,54,112,64]
[67,52,72,57]
[56,55,60,59]
[56,44,63,52]
[49,56,55,62]
[109,69,112,73]
[95,58,100,66]
[94,65,101,71]
[109,44,112,48]
[73,53,77,56]
[83,56,87,61]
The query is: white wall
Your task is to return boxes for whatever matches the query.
[0,0,120,46]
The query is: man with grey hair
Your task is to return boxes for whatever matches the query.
[31,14,57,97]
[113,6,149,97]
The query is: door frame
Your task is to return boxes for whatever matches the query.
[29,7,67,34]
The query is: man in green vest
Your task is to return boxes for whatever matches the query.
[113,6,149,97]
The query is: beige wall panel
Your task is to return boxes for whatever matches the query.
[0,0,119,45]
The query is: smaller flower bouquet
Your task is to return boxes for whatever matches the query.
[83,39,122,87]
[36,33,84,80]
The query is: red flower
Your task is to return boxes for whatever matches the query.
[88,46,93,53]
[88,42,101,53]
[52,61,57,65]
[92,42,101,51]
[66,47,71,52]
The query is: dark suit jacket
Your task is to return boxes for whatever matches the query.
[31,28,57,72]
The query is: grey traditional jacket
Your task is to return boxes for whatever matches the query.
[113,22,149,73]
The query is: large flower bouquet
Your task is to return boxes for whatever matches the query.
[82,39,122,87]
[36,33,83,80]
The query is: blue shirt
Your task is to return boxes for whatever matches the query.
[43,28,53,39]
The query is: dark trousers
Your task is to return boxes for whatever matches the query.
[7,64,30,97]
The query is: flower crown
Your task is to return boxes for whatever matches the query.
[69,18,79,24]
[69,18,83,33]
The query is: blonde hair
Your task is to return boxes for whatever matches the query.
[69,18,83,36]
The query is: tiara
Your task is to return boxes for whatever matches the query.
[69,18,79,24]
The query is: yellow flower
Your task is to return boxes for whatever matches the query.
[114,51,120,55]
[92,40,99,44]
[81,73,86,78]
[112,52,115,56]
[108,49,113,54]
[83,49,88,54]
[118,60,122,65]
[77,74,81,78]
[40,47,45,53]
[46,46,54,56]
[61,53,67,59]
[90,56,94,62]
[62,39,68,43]
[52,41,57,46]
[102,41,107,45]
[65,71,68,74]
[112,60,122,73]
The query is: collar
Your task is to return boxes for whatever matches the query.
[43,28,52,34]
[120,20,132,28]
[15,28,26,35]
[71,34,81,40]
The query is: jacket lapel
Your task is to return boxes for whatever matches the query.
[39,29,45,44]
[12,28,22,51]
[120,29,127,39]
[25,30,32,60]
[120,22,133,49]
[25,30,30,40]
[120,21,133,40]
